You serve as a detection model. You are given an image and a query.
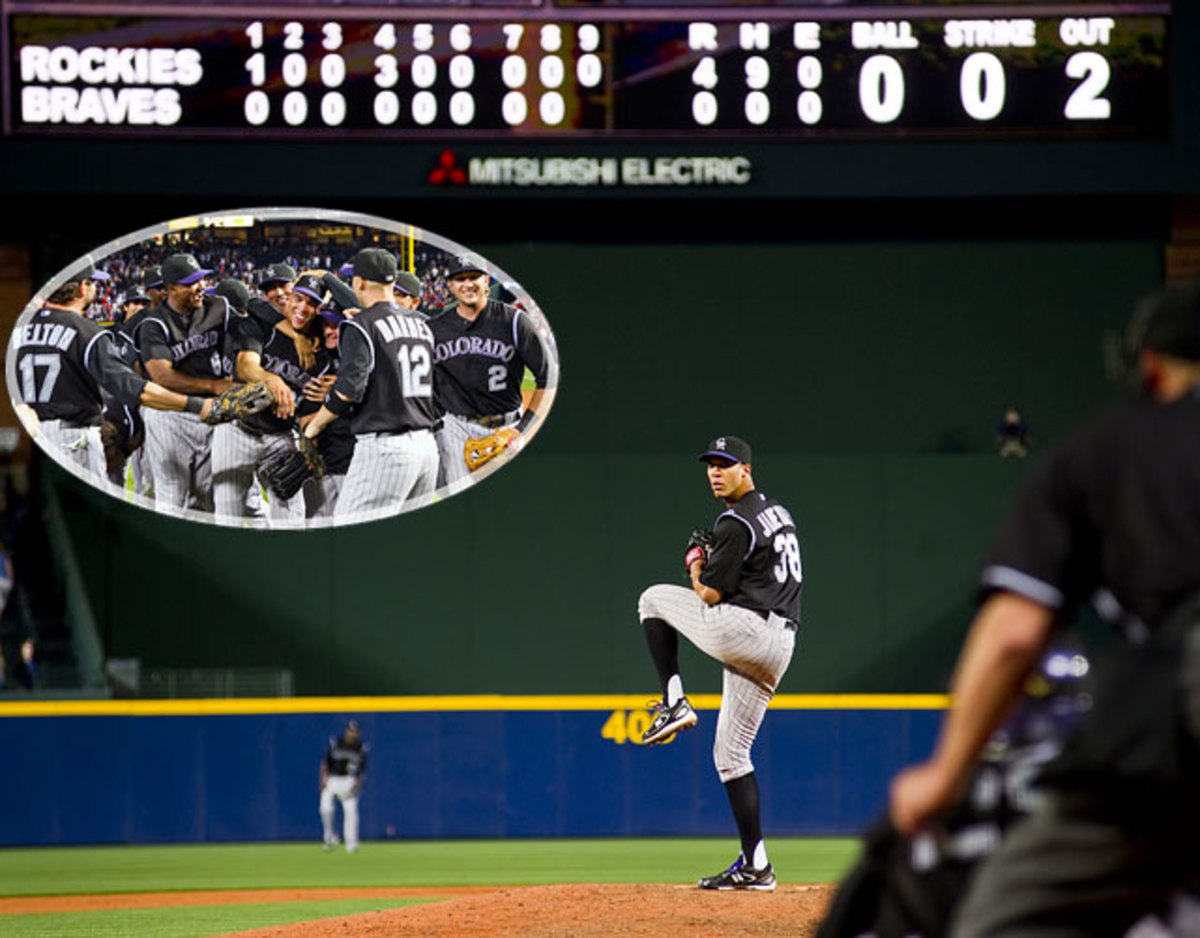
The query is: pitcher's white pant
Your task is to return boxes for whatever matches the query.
[211,423,303,524]
[638,584,795,782]
[319,775,360,851]
[39,421,105,480]
[435,412,519,495]
[143,409,214,512]
[336,428,438,522]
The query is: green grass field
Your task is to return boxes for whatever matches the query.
[0,838,859,936]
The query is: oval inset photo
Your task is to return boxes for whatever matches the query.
[6,207,559,529]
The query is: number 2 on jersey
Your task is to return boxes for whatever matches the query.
[772,532,802,583]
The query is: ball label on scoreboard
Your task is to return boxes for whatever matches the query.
[4,207,560,531]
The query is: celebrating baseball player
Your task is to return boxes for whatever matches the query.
[300,248,441,521]
[13,261,271,479]
[211,275,331,523]
[319,720,368,853]
[637,435,802,891]
[427,255,549,493]
[134,253,241,511]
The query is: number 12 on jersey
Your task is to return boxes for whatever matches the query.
[397,344,432,397]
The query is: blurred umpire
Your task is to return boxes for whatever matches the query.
[890,278,1200,936]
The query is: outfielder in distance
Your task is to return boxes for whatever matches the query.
[637,435,803,892]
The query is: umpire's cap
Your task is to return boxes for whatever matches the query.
[1108,279,1200,390]
[698,436,752,465]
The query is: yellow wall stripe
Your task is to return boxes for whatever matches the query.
[0,694,949,718]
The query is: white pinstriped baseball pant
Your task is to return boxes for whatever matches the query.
[335,428,438,522]
[638,584,795,782]
[211,423,304,524]
[141,409,215,512]
[435,411,520,495]
[38,420,105,481]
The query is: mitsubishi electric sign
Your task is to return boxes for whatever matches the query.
[427,150,752,188]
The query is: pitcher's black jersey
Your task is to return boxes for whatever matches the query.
[427,300,548,418]
[137,296,233,382]
[334,301,439,436]
[701,490,803,622]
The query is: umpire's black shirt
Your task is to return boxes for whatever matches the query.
[983,389,1200,633]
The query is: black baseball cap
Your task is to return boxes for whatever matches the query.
[1135,279,1200,361]
[353,248,397,284]
[122,289,151,304]
[161,253,211,286]
[446,255,488,278]
[259,263,297,287]
[292,274,327,304]
[213,278,251,313]
[145,265,164,289]
[394,271,423,298]
[698,436,752,465]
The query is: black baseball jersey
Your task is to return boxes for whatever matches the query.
[298,346,355,474]
[324,735,368,778]
[137,296,234,383]
[700,490,803,622]
[333,301,439,436]
[14,307,147,423]
[427,299,548,418]
[230,314,330,435]
[982,390,1200,634]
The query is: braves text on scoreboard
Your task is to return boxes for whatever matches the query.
[3,1,1169,140]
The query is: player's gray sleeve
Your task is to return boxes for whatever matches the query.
[514,312,549,388]
[88,334,147,407]
[330,321,372,403]
[322,272,358,311]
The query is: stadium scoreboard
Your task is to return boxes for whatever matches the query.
[3,2,1171,141]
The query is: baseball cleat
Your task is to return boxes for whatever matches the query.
[641,696,698,746]
[697,855,776,892]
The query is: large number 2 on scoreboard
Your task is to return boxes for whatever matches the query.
[1064,51,1111,120]
[398,344,432,397]
[772,532,802,584]
[19,353,61,403]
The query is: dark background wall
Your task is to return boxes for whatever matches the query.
[4,4,1199,697]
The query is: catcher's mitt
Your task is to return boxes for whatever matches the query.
[257,436,326,501]
[464,427,520,472]
[202,381,275,426]
[684,528,714,572]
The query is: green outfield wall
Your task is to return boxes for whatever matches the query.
[40,239,1160,696]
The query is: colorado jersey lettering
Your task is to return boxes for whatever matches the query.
[428,299,548,418]
[138,294,234,379]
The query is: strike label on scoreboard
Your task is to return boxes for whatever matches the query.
[5,4,1169,140]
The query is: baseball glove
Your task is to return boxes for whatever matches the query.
[100,421,125,476]
[684,528,714,572]
[257,436,327,501]
[202,381,275,426]
[464,427,520,472]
